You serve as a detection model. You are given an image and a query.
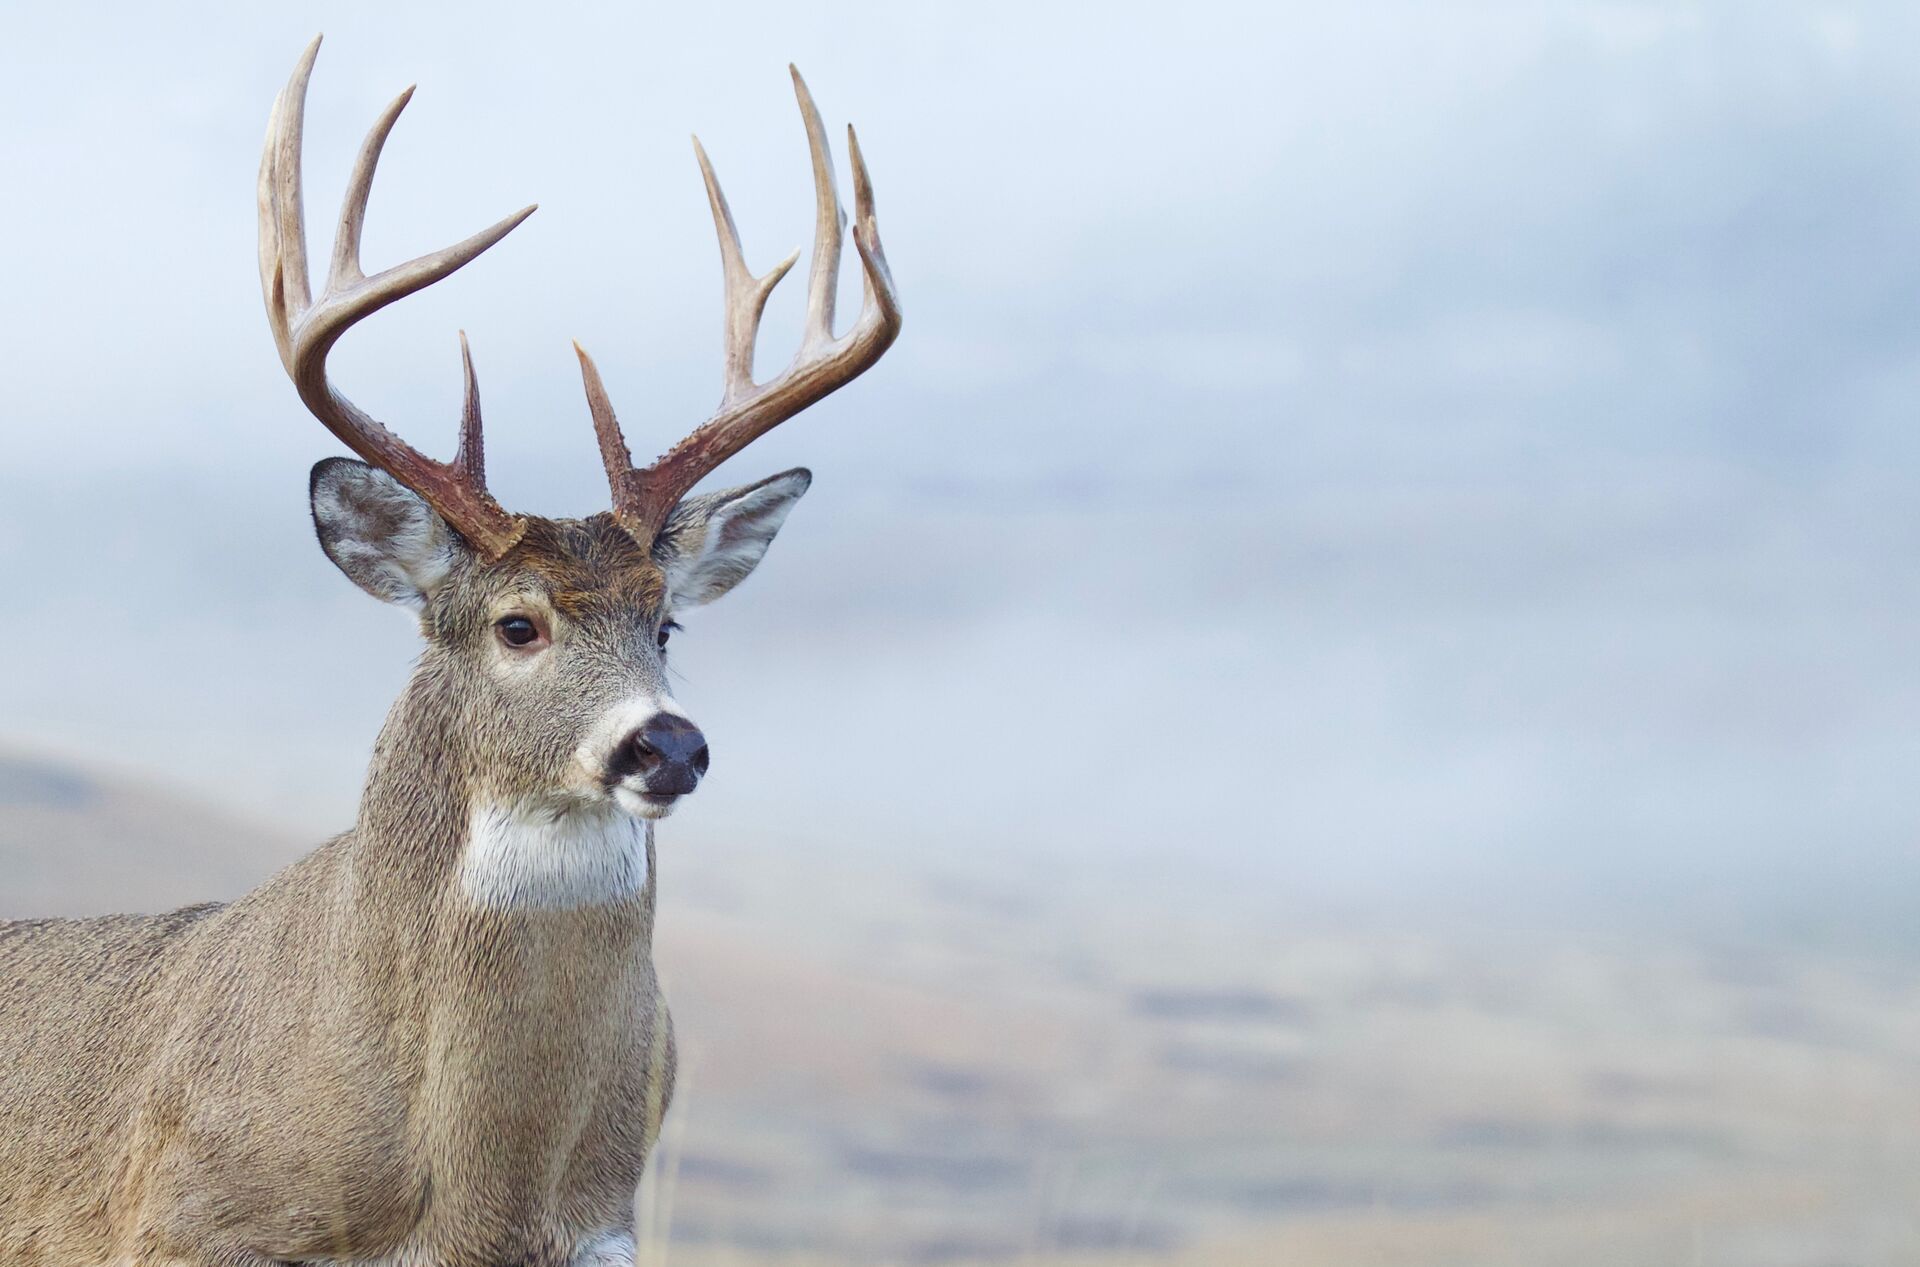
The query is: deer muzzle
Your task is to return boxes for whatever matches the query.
[609,712,710,802]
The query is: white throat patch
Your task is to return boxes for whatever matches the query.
[458,800,651,910]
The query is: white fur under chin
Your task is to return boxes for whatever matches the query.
[611,782,678,821]
[458,800,651,910]
[341,1228,635,1265]
[571,1230,638,1265]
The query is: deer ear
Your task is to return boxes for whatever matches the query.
[653,468,811,608]
[310,458,464,609]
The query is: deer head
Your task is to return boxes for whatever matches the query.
[259,37,899,831]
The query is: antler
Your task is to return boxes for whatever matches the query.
[259,35,536,560]
[576,65,902,548]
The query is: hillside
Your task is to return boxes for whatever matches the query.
[0,749,301,916]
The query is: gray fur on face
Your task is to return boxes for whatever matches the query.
[307,458,809,808]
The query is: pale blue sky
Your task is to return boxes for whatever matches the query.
[2,2,1917,936]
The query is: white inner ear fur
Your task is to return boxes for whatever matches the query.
[663,471,809,608]
[313,464,457,610]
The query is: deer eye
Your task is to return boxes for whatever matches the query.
[657,620,681,652]
[497,615,544,648]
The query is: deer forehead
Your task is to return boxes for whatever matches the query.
[474,516,669,618]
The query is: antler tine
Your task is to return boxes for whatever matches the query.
[259,37,320,374]
[258,35,536,560]
[575,341,640,510]
[327,82,416,293]
[693,136,800,404]
[587,67,903,549]
[790,66,846,357]
[846,123,901,335]
[455,330,485,482]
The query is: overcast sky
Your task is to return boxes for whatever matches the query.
[3,2,1918,937]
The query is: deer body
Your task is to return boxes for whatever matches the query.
[0,528,676,1265]
[0,35,898,1267]
[0,801,667,1266]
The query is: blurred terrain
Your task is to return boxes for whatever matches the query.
[6,749,1919,1267]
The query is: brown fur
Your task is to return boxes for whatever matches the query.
[0,508,720,1267]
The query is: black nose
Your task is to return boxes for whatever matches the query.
[614,712,710,797]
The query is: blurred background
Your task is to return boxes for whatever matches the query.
[5,2,1920,1263]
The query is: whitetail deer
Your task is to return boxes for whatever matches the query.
[0,36,898,1266]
